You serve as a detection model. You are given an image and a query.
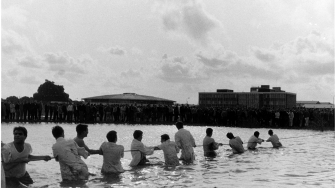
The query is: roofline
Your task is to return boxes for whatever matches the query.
[199,92,296,95]
[82,98,176,102]
[82,94,175,102]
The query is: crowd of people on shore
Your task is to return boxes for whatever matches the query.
[1,101,334,128]
[1,122,281,187]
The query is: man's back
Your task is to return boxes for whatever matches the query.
[100,142,124,173]
[229,137,244,154]
[267,134,282,148]
[175,128,196,163]
[52,138,88,180]
[159,140,180,166]
[53,138,83,164]
[203,136,217,157]
[247,135,262,149]
[175,129,195,148]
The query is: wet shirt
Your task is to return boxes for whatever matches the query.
[157,140,180,166]
[229,136,244,154]
[266,134,282,148]
[129,139,154,167]
[247,135,263,149]
[100,142,125,173]
[175,128,196,163]
[2,142,32,178]
[52,137,89,181]
[203,136,219,157]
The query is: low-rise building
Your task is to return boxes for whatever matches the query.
[296,101,334,108]
[82,93,175,106]
[199,85,296,108]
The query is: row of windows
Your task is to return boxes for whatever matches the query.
[200,99,289,107]
[200,102,289,108]
[201,100,285,104]
[200,98,287,103]
[200,93,289,99]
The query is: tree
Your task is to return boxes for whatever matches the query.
[33,80,70,102]
[5,96,19,102]
[20,96,33,102]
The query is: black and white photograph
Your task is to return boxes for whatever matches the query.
[1,0,334,187]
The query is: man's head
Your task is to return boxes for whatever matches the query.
[76,124,88,137]
[133,130,143,141]
[106,131,117,142]
[226,132,234,139]
[206,128,213,137]
[161,134,170,143]
[268,130,273,136]
[13,126,27,144]
[176,121,184,129]
[52,126,64,139]
[254,131,260,138]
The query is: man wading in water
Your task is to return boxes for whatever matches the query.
[174,121,196,163]
[52,125,90,181]
[203,128,223,158]
[129,130,155,166]
[266,130,282,148]
[247,131,264,150]
[74,124,100,155]
[226,132,244,154]
[2,126,51,187]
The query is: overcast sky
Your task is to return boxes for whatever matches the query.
[1,0,334,104]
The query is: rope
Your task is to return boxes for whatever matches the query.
[197,143,230,147]
[1,157,55,164]
[124,149,140,152]
[193,133,327,148]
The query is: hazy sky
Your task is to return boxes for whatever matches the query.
[1,0,334,104]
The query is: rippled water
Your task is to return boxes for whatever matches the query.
[1,123,334,188]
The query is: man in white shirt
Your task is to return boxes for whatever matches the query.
[226,132,244,154]
[288,111,294,127]
[52,125,89,181]
[129,130,154,166]
[99,131,125,173]
[247,131,264,150]
[174,122,196,163]
[154,134,180,166]
[67,103,74,121]
[2,126,51,187]
[266,130,282,148]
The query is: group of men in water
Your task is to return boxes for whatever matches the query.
[1,122,282,187]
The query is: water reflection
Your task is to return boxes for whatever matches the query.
[91,173,123,184]
[59,180,88,188]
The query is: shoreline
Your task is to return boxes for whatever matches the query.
[1,119,333,131]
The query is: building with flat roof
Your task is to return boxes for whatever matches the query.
[296,101,334,108]
[199,85,296,108]
[82,93,175,105]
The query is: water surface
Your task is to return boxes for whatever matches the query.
[1,123,334,188]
